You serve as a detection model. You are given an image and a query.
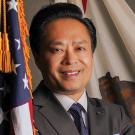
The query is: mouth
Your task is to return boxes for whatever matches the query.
[60,70,81,78]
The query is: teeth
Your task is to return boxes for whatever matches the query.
[63,71,79,75]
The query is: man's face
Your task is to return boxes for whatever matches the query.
[37,18,93,95]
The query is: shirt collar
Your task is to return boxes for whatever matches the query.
[53,91,87,112]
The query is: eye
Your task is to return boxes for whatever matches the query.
[50,48,64,54]
[76,47,86,51]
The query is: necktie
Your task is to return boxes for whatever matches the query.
[69,103,89,135]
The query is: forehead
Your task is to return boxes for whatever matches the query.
[41,18,90,39]
[44,18,86,27]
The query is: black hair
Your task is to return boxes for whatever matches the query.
[29,3,97,55]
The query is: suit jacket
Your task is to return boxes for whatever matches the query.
[33,81,135,135]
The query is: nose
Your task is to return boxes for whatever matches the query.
[62,48,78,65]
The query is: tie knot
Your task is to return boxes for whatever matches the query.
[69,103,84,115]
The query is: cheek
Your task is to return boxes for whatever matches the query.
[83,56,93,81]
[82,53,93,69]
[45,56,61,73]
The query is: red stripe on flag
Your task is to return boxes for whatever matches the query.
[29,99,34,124]
[29,99,36,135]
[82,0,87,13]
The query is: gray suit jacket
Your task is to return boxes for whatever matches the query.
[33,81,135,135]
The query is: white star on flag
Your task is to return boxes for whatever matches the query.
[15,39,21,50]
[14,64,21,74]
[23,73,29,90]
[7,0,18,12]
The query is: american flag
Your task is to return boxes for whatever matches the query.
[0,0,34,134]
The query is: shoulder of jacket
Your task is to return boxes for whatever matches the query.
[88,97,122,111]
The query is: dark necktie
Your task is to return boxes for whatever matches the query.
[69,103,89,135]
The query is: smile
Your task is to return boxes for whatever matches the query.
[61,70,81,77]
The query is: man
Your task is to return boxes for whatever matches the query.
[29,3,135,135]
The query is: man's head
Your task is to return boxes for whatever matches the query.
[29,3,97,99]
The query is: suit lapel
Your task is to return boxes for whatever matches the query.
[87,98,108,135]
[34,82,79,135]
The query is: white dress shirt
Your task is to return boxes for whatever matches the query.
[53,91,88,126]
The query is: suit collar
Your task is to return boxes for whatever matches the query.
[88,97,105,115]
[33,81,80,135]
[33,81,106,135]
[87,97,106,135]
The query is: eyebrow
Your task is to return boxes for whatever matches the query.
[48,40,88,46]
[72,40,88,45]
[48,41,65,46]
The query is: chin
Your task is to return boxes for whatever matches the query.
[58,85,84,94]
